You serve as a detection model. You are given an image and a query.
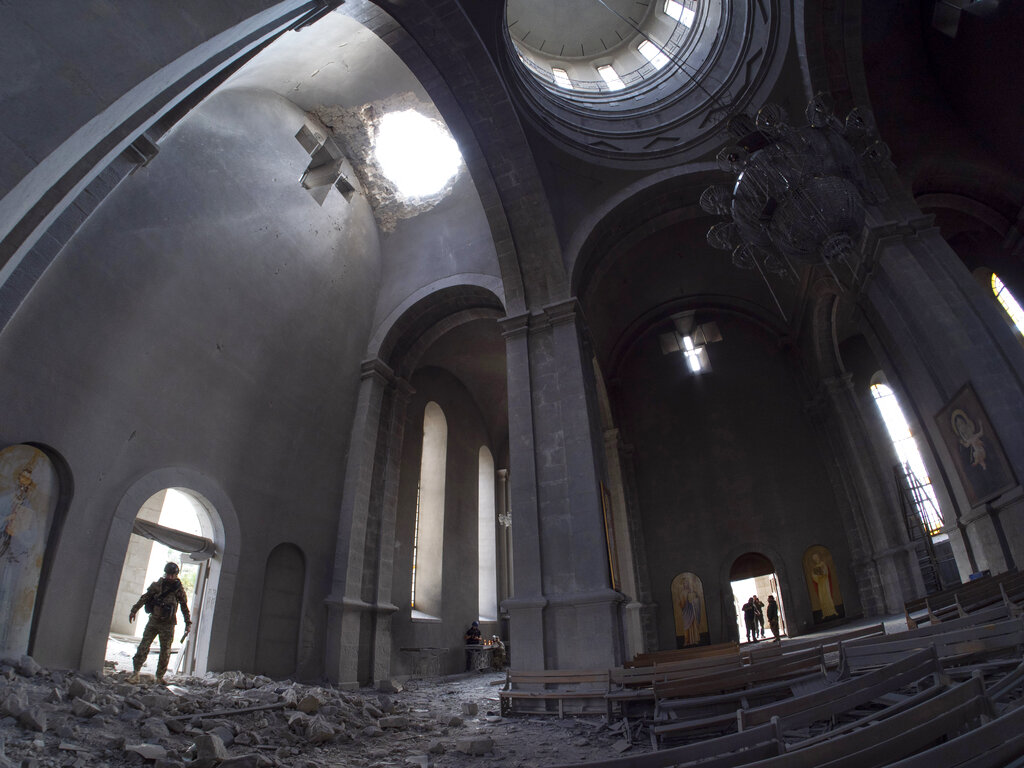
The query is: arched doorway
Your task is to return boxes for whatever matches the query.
[729,552,787,643]
[107,488,217,676]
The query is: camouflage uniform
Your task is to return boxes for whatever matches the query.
[130,576,191,679]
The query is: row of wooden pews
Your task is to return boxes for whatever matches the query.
[904,569,1024,628]
[535,597,1024,767]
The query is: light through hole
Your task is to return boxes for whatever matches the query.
[374,110,462,198]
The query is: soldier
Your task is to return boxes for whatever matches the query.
[128,561,192,684]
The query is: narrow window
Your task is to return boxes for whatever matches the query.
[551,67,573,90]
[638,40,670,70]
[478,447,497,622]
[597,65,626,91]
[992,273,1024,333]
[664,0,696,27]
[870,382,944,534]
[411,402,447,618]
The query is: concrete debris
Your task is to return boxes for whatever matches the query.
[0,661,633,767]
[455,736,493,755]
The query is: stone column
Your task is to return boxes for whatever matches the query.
[496,469,512,605]
[818,373,923,613]
[370,378,414,687]
[500,301,625,670]
[326,358,394,688]
[861,222,1024,573]
[603,427,646,660]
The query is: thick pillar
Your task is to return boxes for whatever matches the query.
[370,378,414,687]
[326,359,398,688]
[500,301,624,670]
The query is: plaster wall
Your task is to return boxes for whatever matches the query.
[615,315,860,648]
[0,83,381,675]
[390,367,497,677]
[0,0,292,203]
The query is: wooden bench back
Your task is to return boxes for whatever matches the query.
[762,676,990,768]
[885,691,1024,768]
[505,668,609,689]
[842,617,1024,672]
[741,646,940,731]
[627,641,738,668]
[654,646,825,701]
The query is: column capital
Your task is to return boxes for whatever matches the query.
[360,357,394,385]
[541,298,581,327]
[499,311,531,339]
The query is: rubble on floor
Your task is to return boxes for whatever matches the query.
[0,655,639,767]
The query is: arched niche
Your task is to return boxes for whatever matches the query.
[670,572,709,648]
[803,545,845,623]
[255,543,306,679]
[0,444,61,656]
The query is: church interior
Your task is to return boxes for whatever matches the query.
[3,0,1024,763]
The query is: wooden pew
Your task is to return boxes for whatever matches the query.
[745,622,885,661]
[885,699,1024,768]
[628,642,739,668]
[545,721,780,768]
[650,647,939,747]
[606,652,744,718]
[737,646,942,732]
[840,617,1024,673]
[752,676,992,768]
[904,569,1021,628]
[499,668,610,718]
[653,646,827,702]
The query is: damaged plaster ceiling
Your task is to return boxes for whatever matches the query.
[311,93,463,232]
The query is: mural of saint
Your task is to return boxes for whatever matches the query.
[0,445,58,656]
[951,409,987,471]
[802,546,844,623]
[671,572,710,647]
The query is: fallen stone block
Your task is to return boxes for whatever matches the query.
[297,694,321,714]
[125,743,168,760]
[379,715,409,729]
[17,706,47,732]
[71,698,101,719]
[68,678,96,702]
[16,656,41,678]
[461,702,479,716]
[612,740,631,753]
[306,715,335,744]
[440,715,463,727]
[456,736,494,755]
[193,733,229,762]
[361,725,383,738]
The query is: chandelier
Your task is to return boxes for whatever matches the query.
[700,94,890,317]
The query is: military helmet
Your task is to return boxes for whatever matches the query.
[164,562,180,576]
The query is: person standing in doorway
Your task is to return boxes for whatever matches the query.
[753,595,765,639]
[766,595,781,642]
[128,562,191,684]
[741,599,758,643]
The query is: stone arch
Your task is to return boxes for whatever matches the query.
[373,283,506,374]
[717,542,797,640]
[83,467,240,673]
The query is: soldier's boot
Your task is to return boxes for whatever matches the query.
[127,670,140,684]
[155,676,166,685]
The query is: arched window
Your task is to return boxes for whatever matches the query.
[411,402,447,618]
[478,446,497,622]
[870,380,944,534]
[991,273,1024,333]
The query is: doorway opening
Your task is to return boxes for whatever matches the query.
[106,488,217,676]
[729,552,787,643]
